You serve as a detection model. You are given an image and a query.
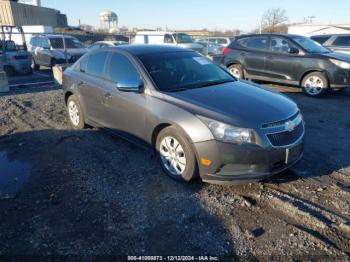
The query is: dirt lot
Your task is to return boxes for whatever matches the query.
[0,82,350,259]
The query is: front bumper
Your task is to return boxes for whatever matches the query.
[194,140,304,185]
[329,68,350,89]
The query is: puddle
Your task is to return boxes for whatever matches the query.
[0,151,31,199]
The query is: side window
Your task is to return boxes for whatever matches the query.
[311,36,330,45]
[164,34,174,44]
[42,38,50,49]
[85,52,108,77]
[106,53,140,87]
[270,37,296,53]
[333,36,350,47]
[238,37,268,50]
[217,39,227,45]
[76,56,89,73]
[144,35,149,44]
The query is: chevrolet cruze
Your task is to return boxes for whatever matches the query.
[62,45,305,184]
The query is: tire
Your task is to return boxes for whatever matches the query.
[228,64,244,80]
[25,68,33,76]
[156,126,198,182]
[32,58,40,71]
[66,95,86,129]
[301,72,329,97]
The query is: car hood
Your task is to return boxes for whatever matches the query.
[161,81,298,129]
[321,51,350,62]
[53,48,88,55]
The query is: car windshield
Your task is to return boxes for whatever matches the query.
[139,51,235,92]
[50,37,85,49]
[291,35,330,53]
[173,33,194,44]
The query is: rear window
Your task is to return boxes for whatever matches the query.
[333,36,350,47]
[237,36,268,50]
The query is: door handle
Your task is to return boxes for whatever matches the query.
[103,93,112,99]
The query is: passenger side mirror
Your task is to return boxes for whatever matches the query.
[288,47,299,54]
[116,78,144,93]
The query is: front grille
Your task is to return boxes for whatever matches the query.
[262,112,299,129]
[267,123,304,147]
[14,55,29,60]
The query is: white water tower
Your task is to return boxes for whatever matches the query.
[100,10,118,33]
[18,0,41,6]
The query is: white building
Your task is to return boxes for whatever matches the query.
[289,24,350,36]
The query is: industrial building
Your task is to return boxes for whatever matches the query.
[288,23,350,36]
[0,0,67,27]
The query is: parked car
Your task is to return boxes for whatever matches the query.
[311,34,350,55]
[0,40,32,76]
[208,37,235,47]
[88,40,128,51]
[195,40,224,56]
[216,33,350,97]
[62,45,304,184]
[29,34,88,69]
[134,31,203,53]
[0,25,32,76]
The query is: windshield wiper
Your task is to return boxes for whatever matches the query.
[193,79,235,88]
[165,79,234,93]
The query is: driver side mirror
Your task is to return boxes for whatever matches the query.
[117,78,144,93]
[288,47,299,54]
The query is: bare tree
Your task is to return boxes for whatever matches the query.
[260,8,289,33]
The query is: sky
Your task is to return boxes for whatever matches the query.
[41,0,350,32]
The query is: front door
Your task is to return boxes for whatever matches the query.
[100,52,148,141]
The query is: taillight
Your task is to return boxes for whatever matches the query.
[222,47,233,54]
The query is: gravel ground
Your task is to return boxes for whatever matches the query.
[0,83,349,260]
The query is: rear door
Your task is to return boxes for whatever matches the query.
[329,36,350,55]
[265,36,301,82]
[74,51,109,124]
[236,36,269,77]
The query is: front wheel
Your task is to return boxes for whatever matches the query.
[301,72,329,97]
[156,127,198,182]
[66,95,86,129]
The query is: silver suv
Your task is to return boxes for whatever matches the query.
[311,34,350,55]
[29,34,88,69]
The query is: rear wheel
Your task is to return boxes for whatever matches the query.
[67,95,86,129]
[228,64,244,80]
[301,72,329,97]
[156,127,198,182]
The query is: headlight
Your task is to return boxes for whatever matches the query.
[198,116,256,144]
[330,59,350,69]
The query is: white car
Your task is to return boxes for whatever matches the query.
[207,37,235,47]
[88,41,128,51]
[134,31,203,53]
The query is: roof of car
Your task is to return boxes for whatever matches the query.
[117,44,192,55]
[33,34,75,38]
[235,33,301,38]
